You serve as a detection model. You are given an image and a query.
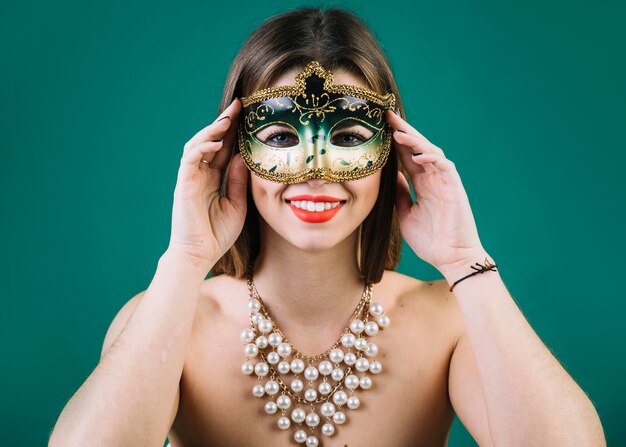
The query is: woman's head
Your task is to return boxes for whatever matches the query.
[210,6,407,283]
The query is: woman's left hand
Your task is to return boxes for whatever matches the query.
[387,109,488,277]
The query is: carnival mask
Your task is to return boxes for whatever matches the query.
[237,60,396,183]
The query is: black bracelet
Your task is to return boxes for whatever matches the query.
[449,257,498,292]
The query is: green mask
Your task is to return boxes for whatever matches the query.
[237,60,396,183]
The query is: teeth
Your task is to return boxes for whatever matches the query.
[289,200,342,212]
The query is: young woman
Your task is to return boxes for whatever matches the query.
[50,7,605,447]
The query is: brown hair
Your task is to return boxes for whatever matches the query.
[210,6,409,283]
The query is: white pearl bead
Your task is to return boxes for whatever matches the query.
[354,337,368,351]
[291,407,306,423]
[318,381,332,395]
[318,360,333,375]
[251,313,263,324]
[332,390,348,405]
[240,328,255,343]
[258,319,273,333]
[304,366,319,381]
[268,332,283,346]
[291,378,304,392]
[290,358,305,373]
[378,314,391,328]
[244,343,258,358]
[265,380,279,395]
[321,402,336,417]
[343,352,357,366]
[255,335,268,348]
[341,332,356,348]
[329,348,344,363]
[365,342,378,357]
[355,357,370,373]
[349,319,365,334]
[277,416,291,430]
[347,395,360,409]
[369,360,382,374]
[267,351,280,364]
[331,368,344,381]
[360,375,373,389]
[332,411,346,424]
[305,435,319,447]
[277,342,292,357]
[364,321,379,336]
[304,388,317,401]
[264,401,277,414]
[294,429,308,443]
[277,361,291,374]
[241,361,254,375]
[345,374,360,390]
[254,362,269,376]
[321,422,335,436]
[369,302,384,316]
[305,411,320,427]
[248,298,261,312]
[276,394,292,409]
[252,384,265,397]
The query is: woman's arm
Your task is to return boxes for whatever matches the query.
[442,251,606,446]
[48,249,214,447]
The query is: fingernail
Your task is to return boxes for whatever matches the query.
[393,129,406,133]
[217,115,230,122]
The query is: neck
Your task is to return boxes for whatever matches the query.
[249,221,367,342]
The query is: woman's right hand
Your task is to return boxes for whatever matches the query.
[167,98,248,270]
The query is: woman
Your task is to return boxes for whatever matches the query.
[50,7,605,447]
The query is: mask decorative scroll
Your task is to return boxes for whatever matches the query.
[237,60,396,183]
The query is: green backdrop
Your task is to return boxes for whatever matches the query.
[2,0,624,445]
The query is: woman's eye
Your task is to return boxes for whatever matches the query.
[266,132,299,147]
[255,126,300,148]
[331,132,367,147]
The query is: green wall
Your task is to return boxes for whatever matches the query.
[2,0,624,445]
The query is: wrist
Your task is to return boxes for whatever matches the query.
[437,247,494,284]
[160,246,216,276]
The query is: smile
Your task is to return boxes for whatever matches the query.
[284,195,347,223]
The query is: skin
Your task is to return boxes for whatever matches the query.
[50,67,605,447]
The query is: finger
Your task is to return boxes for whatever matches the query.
[225,152,249,213]
[411,151,456,173]
[385,109,430,141]
[181,139,223,168]
[183,98,239,154]
[211,98,242,172]
[395,170,415,221]
[392,127,444,157]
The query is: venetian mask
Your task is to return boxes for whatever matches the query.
[237,60,396,183]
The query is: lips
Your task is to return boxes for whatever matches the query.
[284,194,347,223]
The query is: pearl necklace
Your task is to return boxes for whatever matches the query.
[240,268,391,446]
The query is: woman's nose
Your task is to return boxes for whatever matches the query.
[305,178,328,188]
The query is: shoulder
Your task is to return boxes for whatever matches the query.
[379,270,464,343]
[197,273,249,320]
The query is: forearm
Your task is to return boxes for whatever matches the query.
[50,249,213,447]
[440,251,606,446]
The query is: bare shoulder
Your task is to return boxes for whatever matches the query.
[379,270,464,343]
[197,273,249,320]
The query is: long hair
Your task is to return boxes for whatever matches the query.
[210,7,409,283]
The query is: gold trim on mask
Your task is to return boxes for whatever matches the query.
[237,60,396,183]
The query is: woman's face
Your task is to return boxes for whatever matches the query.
[249,67,382,252]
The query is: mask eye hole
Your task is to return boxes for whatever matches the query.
[330,121,375,147]
[254,124,300,148]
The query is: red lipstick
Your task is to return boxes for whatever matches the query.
[285,195,346,223]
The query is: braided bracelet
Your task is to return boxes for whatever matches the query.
[449,257,498,292]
